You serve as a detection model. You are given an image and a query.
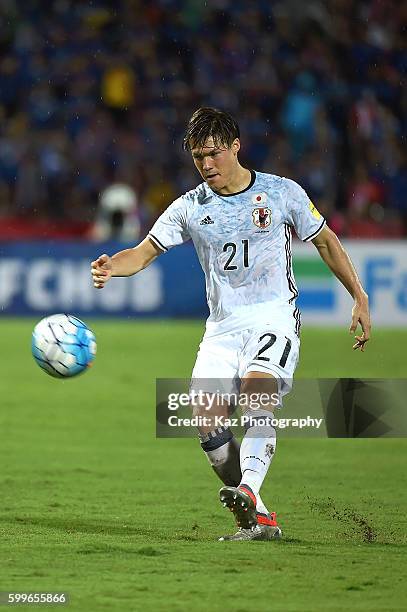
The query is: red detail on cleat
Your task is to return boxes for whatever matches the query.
[238,486,257,507]
[256,511,278,527]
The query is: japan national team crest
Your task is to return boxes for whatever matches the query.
[252,207,272,229]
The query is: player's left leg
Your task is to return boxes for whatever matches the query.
[190,331,272,526]
[239,373,279,505]
[219,373,281,541]
[219,328,299,541]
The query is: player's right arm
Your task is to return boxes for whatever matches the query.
[92,194,190,289]
[91,237,162,289]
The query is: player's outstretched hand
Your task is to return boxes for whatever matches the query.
[91,254,113,289]
[349,294,371,351]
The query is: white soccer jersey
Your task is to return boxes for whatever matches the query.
[149,171,325,337]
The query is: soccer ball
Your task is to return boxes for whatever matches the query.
[32,314,96,378]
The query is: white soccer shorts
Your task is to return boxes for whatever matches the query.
[191,326,300,401]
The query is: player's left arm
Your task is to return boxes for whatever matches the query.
[312,225,371,351]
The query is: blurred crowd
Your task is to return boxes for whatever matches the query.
[0,0,405,239]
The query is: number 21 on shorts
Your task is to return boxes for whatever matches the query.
[254,333,292,368]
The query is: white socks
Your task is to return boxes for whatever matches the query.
[239,408,276,502]
[198,411,276,516]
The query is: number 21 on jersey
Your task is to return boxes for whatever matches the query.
[223,239,249,270]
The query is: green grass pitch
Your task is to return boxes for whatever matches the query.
[1,319,406,611]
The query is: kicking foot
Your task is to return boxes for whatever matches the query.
[219,485,258,529]
[219,486,282,541]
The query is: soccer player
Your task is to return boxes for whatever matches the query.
[91,107,371,541]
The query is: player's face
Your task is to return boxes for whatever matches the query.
[190,137,240,191]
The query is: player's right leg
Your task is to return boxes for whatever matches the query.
[190,333,242,487]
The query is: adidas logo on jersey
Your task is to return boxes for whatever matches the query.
[200,216,214,225]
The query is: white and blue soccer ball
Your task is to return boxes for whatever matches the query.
[32,314,96,378]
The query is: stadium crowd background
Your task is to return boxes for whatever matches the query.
[0,0,405,240]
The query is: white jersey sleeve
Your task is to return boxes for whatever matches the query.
[148,196,191,252]
[284,178,326,242]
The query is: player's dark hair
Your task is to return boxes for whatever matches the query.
[182,107,240,151]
